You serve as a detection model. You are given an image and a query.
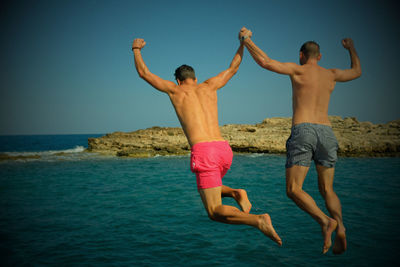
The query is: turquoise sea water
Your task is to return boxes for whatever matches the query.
[1,135,400,266]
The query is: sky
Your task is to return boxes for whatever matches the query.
[0,0,399,135]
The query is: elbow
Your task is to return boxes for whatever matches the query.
[232,67,239,75]
[352,68,362,79]
[352,62,362,78]
[137,69,149,79]
[260,62,269,69]
[228,66,239,76]
[357,68,362,78]
[229,60,240,74]
[259,59,271,70]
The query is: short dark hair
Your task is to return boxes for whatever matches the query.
[300,41,320,59]
[174,65,195,81]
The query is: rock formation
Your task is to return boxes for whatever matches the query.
[0,154,41,161]
[87,116,400,157]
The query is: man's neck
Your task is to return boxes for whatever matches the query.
[304,58,319,66]
[178,79,197,86]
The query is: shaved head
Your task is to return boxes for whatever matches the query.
[300,41,320,59]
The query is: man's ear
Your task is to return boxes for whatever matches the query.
[299,52,305,64]
[195,78,198,83]
[317,53,322,61]
[176,79,181,85]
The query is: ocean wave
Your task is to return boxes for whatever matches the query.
[245,153,266,158]
[152,153,190,158]
[2,146,85,157]
[52,145,86,154]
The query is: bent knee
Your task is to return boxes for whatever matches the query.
[319,186,336,198]
[206,207,227,222]
[208,211,224,222]
[286,186,300,199]
[205,208,219,221]
[207,211,218,221]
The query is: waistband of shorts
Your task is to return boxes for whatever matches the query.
[291,122,332,131]
[191,140,229,152]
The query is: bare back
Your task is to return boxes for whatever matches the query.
[242,37,361,127]
[133,40,244,147]
[290,64,336,126]
[168,82,223,147]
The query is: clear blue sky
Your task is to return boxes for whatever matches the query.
[1,0,399,135]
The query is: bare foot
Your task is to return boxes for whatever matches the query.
[322,218,338,254]
[258,214,282,246]
[234,189,252,213]
[332,228,347,254]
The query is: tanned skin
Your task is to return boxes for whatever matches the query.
[132,32,282,246]
[239,27,361,254]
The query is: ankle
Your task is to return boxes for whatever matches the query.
[319,216,333,227]
[255,214,265,227]
[337,223,346,232]
[233,189,244,198]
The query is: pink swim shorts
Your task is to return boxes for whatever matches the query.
[190,141,233,190]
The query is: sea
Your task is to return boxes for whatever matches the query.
[0,134,399,266]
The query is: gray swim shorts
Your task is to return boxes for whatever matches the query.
[285,123,338,168]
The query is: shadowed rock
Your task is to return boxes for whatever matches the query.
[87,116,400,157]
[0,154,41,161]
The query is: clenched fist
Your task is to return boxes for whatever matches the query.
[342,38,354,50]
[132,38,146,51]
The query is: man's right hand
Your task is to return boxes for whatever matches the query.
[342,38,354,50]
[132,38,146,51]
[239,27,252,42]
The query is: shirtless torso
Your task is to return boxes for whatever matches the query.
[167,80,224,146]
[290,64,335,126]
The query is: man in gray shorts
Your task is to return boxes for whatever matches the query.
[239,27,361,254]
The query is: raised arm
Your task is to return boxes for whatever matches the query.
[240,27,297,75]
[203,42,244,90]
[331,38,362,82]
[132,38,176,94]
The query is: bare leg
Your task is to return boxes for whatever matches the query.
[221,185,252,213]
[199,186,282,246]
[286,166,337,254]
[316,165,347,255]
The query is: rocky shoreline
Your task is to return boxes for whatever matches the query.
[86,116,400,158]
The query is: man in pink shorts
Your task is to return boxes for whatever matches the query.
[132,29,281,246]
